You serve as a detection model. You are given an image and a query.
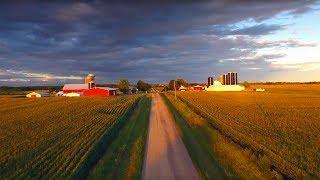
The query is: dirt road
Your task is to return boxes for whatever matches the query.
[142,94,200,180]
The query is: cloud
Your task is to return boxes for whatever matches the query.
[55,3,98,22]
[230,24,285,35]
[271,61,320,72]
[0,0,318,85]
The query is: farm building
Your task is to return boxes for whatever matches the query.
[193,85,204,91]
[255,88,265,92]
[83,87,117,97]
[26,91,49,98]
[62,84,89,94]
[179,85,187,91]
[63,92,81,97]
[61,74,117,97]
[205,81,245,92]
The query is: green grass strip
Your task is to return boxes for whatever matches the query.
[87,96,151,180]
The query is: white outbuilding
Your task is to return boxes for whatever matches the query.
[63,92,81,97]
[205,81,245,92]
[179,85,187,91]
[26,91,49,98]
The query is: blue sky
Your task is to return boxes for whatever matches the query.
[0,1,319,86]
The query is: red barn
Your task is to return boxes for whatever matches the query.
[83,87,117,97]
[62,84,117,97]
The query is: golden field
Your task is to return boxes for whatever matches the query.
[174,84,320,178]
[0,95,142,179]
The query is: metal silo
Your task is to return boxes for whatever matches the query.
[85,74,95,89]
[208,77,213,86]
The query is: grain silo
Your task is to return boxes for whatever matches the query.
[227,72,238,85]
[85,74,95,89]
[208,77,214,87]
[218,75,225,85]
[223,74,227,85]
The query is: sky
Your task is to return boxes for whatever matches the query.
[0,0,319,86]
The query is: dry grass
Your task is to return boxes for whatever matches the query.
[0,95,142,179]
[174,84,320,178]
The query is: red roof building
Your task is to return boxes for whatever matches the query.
[62,84,117,97]
[83,87,117,97]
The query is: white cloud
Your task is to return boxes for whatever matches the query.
[0,78,31,82]
[1,69,82,81]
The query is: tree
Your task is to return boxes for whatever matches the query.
[168,80,179,90]
[118,79,130,94]
[168,78,188,90]
[242,81,250,88]
[137,80,152,92]
[176,78,188,87]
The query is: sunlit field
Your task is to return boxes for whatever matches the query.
[171,84,320,178]
[0,95,142,179]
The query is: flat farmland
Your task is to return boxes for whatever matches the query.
[0,95,142,179]
[174,84,320,178]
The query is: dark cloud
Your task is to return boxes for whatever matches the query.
[230,24,285,35]
[0,0,318,85]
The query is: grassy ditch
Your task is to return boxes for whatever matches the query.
[86,96,151,180]
[162,93,271,179]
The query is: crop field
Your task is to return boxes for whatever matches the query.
[0,95,142,179]
[87,96,151,179]
[171,84,320,178]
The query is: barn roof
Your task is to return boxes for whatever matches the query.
[63,84,88,90]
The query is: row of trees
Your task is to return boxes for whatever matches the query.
[168,78,188,90]
[117,79,152,94]
[117,78,188,93]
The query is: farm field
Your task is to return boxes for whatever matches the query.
[87,96,151,179]
[0,95,143,179]
[169,84,320,179]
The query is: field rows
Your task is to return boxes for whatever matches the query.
[0,95,142,179]
[173,87,320,178]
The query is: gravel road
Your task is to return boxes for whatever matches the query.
[142,94,200,180]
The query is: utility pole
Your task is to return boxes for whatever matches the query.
[174,80,177,99]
